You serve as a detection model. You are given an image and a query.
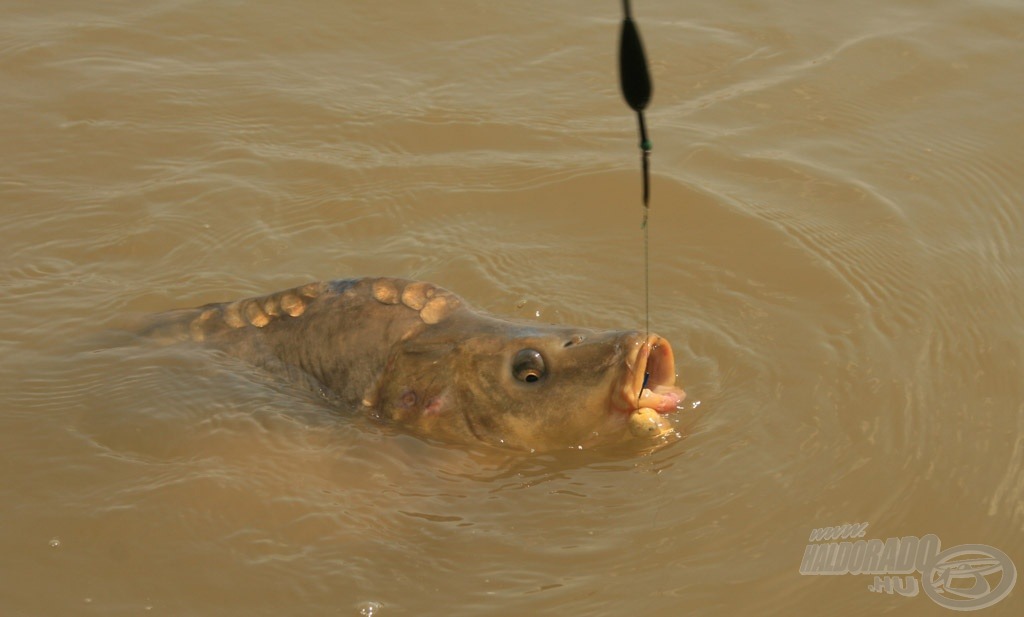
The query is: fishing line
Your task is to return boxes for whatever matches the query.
[618,0,654,400]
[618,0,653,339]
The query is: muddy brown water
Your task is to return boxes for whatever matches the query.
[2,1,1022,615]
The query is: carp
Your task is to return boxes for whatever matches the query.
[143,277,685,450]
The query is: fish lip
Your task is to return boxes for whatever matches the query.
[613,334,682,414]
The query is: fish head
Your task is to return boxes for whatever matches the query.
[373,310,685,451]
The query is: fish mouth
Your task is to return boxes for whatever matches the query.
[614,334,686,414]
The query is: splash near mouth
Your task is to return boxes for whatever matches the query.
[617,335,685,414]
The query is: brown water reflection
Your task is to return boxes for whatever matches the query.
[2,1,1022,615]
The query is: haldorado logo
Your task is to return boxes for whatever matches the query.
[799,523,1016,611]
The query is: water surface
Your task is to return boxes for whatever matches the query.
[2,1,1022,615]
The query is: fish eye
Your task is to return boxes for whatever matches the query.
[512,349,546,384]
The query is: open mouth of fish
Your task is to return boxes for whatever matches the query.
[615,334,685,414]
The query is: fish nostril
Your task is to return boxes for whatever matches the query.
[563,335,585,348]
